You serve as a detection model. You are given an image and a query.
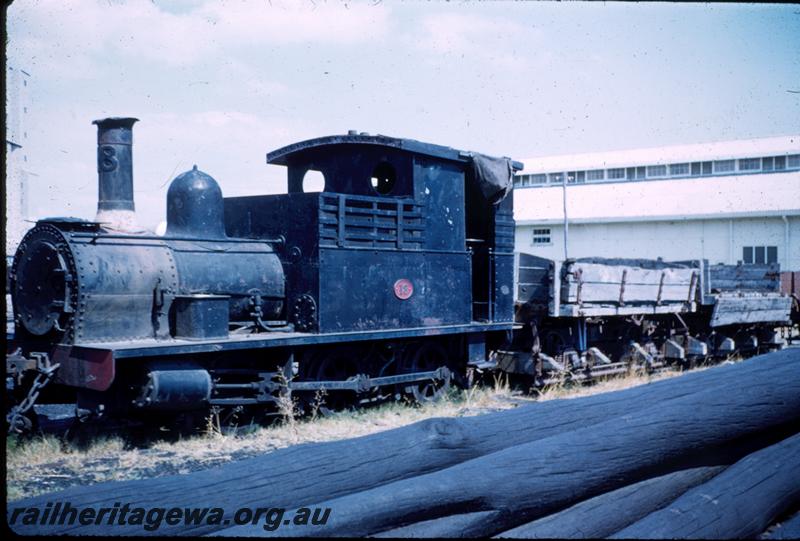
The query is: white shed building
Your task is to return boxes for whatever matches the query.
[5,66,34,257]
[513,135,800,271]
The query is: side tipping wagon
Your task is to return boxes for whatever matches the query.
[497,255,794,386]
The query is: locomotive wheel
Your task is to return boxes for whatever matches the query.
[315,355,358,381]
[311,350,361,410]
[400,342,451,404]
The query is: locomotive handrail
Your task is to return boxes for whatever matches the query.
[70,232,286,245]
[317,245,471,255]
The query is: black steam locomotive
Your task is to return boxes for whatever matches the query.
[6,118,521,430]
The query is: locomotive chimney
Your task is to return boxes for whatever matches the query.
[93,117,140,231]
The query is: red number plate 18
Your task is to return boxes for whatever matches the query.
[393,279,414,300]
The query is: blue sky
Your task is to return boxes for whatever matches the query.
[7,1,800,228]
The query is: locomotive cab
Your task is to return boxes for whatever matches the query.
[225,132,522,334]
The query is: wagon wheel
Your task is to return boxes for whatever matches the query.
[542,330,566,359]
[399,342,451,404]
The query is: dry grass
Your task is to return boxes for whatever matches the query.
[6,365,697,501]
[536,367,688,402]
[6,435,127,501]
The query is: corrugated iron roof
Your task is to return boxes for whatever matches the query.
[519,135,800,174]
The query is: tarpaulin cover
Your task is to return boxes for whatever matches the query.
[470,153,514,204]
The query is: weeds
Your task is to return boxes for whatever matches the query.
[274,367,301,439]
[309,388,328,422]
[203,407,224,439]
[7,434,65,466]
[463,380,478,410]
[491,371,511,395]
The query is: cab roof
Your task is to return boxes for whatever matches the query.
[267,132,523,171]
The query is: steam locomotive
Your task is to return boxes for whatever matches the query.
[6,118,797,432]
[6,118,520,430]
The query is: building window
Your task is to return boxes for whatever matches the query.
[738,158,760,171]
[565,171,586,184]
[713,160,735,173]
[532,228,551,245]
[767,246,778,264]
[743,245,778,265]
[607,168,625,179]
[775,155,786,170]
[626,167,636,180]
[755,246,765,264]
[669,163,690,176]
[548,173,563,184]
[702,161,712,175]
[788,155,800,168]
[646,165,667,177]
[531,174,546,184]
[587,169,604,181]
[762,157,774,171]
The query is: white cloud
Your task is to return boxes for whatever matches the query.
[9,0,392,70]
[196,0,391,46]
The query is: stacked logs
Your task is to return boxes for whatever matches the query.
[9,348,800,538]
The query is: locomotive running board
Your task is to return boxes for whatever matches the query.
[77,322,514,359]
